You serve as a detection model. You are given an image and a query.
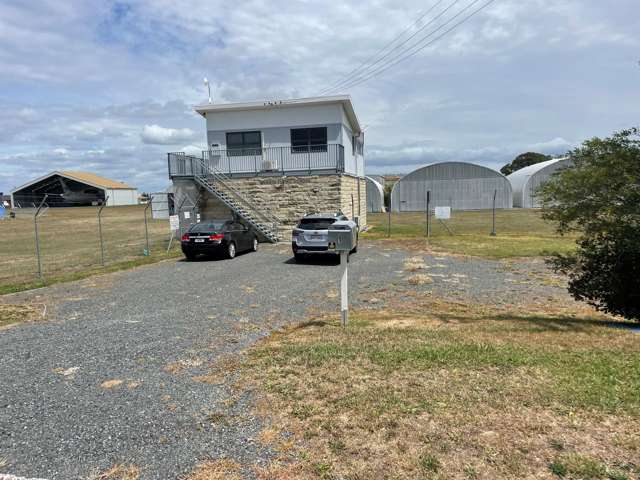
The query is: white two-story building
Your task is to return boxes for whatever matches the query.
[168,95,366,241]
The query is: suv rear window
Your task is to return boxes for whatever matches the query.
[297,218,336,230]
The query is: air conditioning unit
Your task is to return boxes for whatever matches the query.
[261,160,276,171]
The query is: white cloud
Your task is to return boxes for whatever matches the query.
[141,125,196,145]
[0,0,638,193]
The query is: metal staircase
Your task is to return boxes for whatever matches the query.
[192,157,280,243]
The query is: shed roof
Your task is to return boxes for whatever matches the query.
[11,171,136,194]
[194,95,362,134]
[61,171,135,190]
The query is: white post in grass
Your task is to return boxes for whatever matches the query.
[340,250,349,327]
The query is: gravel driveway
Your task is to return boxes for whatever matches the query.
[0,242,567,479]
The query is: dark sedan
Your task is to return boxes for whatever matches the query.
[181,219,258,260]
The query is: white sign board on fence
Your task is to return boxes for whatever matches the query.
[434,206,451,220]
[169,214,180,231]
[183,211,190,220]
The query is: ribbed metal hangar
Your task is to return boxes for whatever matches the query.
[507,157,572,208]
[390,161,513,212]
[365,176,385,213]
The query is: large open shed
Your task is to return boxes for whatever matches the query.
[507,158,572,208]
[390,162,513,212]
[11,171,138,208]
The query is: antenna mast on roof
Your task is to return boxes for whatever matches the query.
[204,77,212,104]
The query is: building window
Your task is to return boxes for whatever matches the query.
[291,127,327,153]
[352,135,364,156]
[226,131,262,156]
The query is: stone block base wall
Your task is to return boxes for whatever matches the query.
[175,174,366,240]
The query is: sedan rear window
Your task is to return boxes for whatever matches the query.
[297,218,336,230]
[190,221,227,232]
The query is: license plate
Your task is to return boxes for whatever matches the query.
[310,235,322,240]
[194,238,205,243]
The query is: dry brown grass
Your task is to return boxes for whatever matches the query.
[243,290,640,480]
[406,273,433,285]
[403,256,428,272]
[0,205,177,289]
[0,302,45,328]
[100,379,123,389]
[165,358,204,374]
[89,464,140,480]
[183,459,243,480]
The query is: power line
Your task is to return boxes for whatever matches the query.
[320,0,464,95]
[323,0,497,94]
[318,0,449,95]
[323,0,489,94]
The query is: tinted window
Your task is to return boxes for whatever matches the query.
[190,221,228,232]
[297,218,336,230]
[226,131,262,156]
[291,127,328,153]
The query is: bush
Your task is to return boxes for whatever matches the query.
[541,128,640,321]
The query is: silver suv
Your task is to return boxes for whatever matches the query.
[291,212,358,261]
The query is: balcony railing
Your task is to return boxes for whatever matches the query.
[168,144,344,178]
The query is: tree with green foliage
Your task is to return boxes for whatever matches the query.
[500,152,551,176]
[540,128,640,321]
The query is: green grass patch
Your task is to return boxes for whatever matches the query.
[364,210,577,258]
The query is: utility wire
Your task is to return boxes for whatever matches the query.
[318,0,448,95]
[319,0,464,95]
[323,0,497,94]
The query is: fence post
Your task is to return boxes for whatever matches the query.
[33,194,48,280]
[97,196,109,265]
[426,191,431,237]
[387,207,391,238]
[490,189,497,236]
[143,202,151,256]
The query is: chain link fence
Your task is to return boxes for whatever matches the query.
[0,204,179,288]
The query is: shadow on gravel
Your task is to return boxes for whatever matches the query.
[432,310,633,333]
[284,255,341,266]
[177,251,256,263]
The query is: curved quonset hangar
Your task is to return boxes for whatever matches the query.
[10,171,138,208]
[507,158,572,208]
[365,176,385,213]
[390,162,512,212]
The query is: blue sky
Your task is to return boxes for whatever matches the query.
[1,0,638,194]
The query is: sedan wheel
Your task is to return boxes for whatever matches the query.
[226,242,236,259]
[252,237,259,252]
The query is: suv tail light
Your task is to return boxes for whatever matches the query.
[181,233,190,241]
[292,229,301,237]
[209,233,224,241]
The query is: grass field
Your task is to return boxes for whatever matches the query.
[364,209,577,258]
[244,295,640,479]
[0,205,179,293]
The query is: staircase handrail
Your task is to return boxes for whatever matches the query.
[195,157,280,227]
